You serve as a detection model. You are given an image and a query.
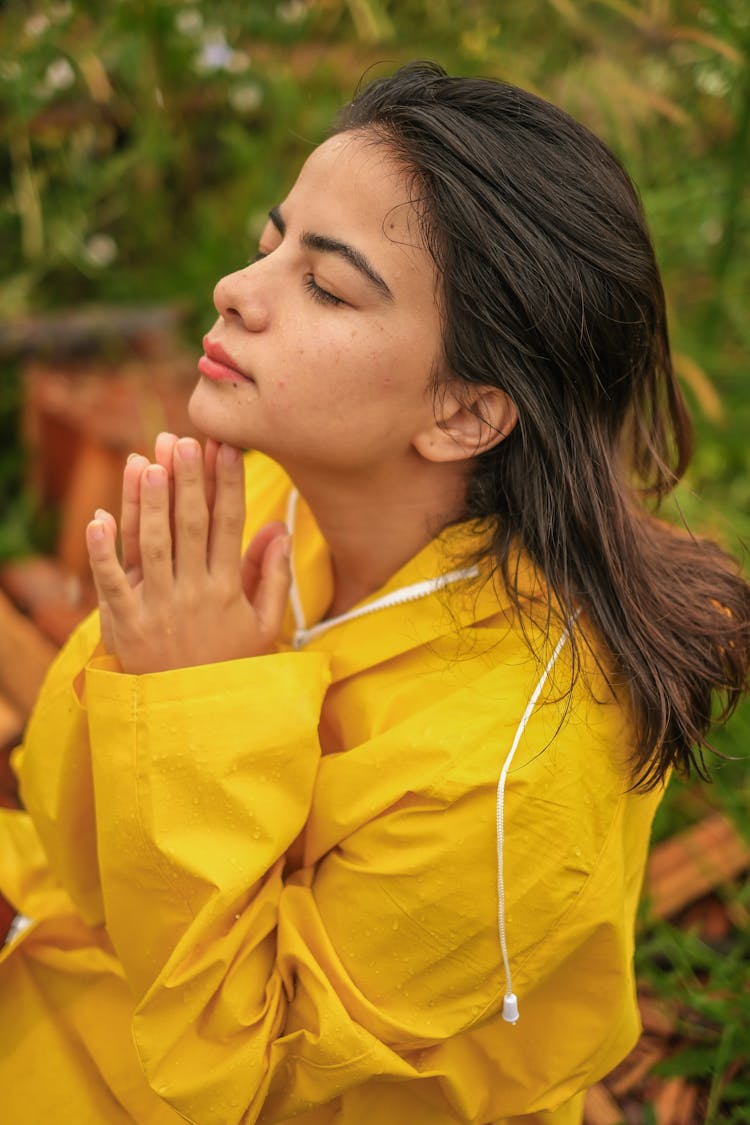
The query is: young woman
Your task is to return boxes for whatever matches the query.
[0,62,747,1125]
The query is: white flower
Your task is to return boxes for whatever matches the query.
[229,83,263,114]
[25,14,50,37]
[45,57,76,91]
[700,219,722,246]
[277,0,307,24]
[695,68,730,98]
[175,8,203,36]
[83,234,118,268]
[49,2,73,21]
[195,30,233,73]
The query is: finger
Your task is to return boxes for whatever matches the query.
[173,437,209,583]
[87,516,132,617]
[94,507,117,538]
[208,444,247,578]
[155,431,178,546]
[89,512,118,651]
[239,521,288,603]
[121,454,149,576]
[139,464,174,603]
[155,431,178,475]
[254,533,292,645]
[204,437,220,511]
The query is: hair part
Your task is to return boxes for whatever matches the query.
[333,61,750,789]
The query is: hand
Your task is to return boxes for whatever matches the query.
[86,437,291,674]
[93,431,183,652]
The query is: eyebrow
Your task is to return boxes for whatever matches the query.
[268,206,394,302]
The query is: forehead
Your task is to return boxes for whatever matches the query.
[283,132,427,258]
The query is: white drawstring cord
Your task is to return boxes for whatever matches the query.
[291,567,479,648]
[285,483,575,1028]
[283,488,478,649]
[284,488,307,635]
[496,618,577,1024]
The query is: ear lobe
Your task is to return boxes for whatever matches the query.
[413,387,518,464]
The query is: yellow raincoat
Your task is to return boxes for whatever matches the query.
[0,453,661,1124]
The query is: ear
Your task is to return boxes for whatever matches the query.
[412,386,518,464]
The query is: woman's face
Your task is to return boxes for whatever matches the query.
[189,131,445,477]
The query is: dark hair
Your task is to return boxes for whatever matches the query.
[333,61,750,788]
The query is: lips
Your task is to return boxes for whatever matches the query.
[198,337,253,383]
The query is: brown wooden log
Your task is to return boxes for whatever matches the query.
[0,555,96,646]
[0,588,57,716]
[608,1039,667,1097]
[0,692,24,809]
[583,1083,626,1125]
[637,992,677,1038]
[680,895,731,944]
[56,438,125,581]
[645,813,750,919]
[0,304,186,360]
[653,1076,699,1124]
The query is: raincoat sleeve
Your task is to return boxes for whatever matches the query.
[20,640,656,1125]
[16,609,107,924]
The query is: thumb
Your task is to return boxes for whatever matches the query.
[240,520,287,603]
[254,534,292,645]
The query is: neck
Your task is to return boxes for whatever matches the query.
[286,456,469,618]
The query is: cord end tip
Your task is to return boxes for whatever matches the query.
[502,993,519,1024]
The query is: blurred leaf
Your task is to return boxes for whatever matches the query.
[673,352,725,425]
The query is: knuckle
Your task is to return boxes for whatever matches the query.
[214,510,244,537]
[143,542,170,567]
[180,514,208,540]
[97,571,127,602]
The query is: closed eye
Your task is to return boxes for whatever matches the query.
[304,275,344,307]
[250,249,345,307]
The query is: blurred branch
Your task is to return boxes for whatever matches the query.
[343,0,394,42]
[669,25,742,64]
[673,353,725,425]
[10,130,44,262]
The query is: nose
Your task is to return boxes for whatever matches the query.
[213,265,269,332]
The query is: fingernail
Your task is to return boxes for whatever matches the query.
[282,535,293,559]
[89,521,105,540]
[94,508,109,521]
[127,452,140,463]
[219,444,241,465]
[177,437,199,461]
[146,464,166,485]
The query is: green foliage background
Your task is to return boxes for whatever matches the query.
[1,0,749,1115]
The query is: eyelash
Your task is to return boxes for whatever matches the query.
[250,251,344,308]
[303,276,343,307]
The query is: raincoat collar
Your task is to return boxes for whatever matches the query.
[281,485,515,682]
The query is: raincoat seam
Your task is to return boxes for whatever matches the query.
[130,679,196,920]
[372,874,486,971]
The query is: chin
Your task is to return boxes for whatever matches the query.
[188,381,239,445]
